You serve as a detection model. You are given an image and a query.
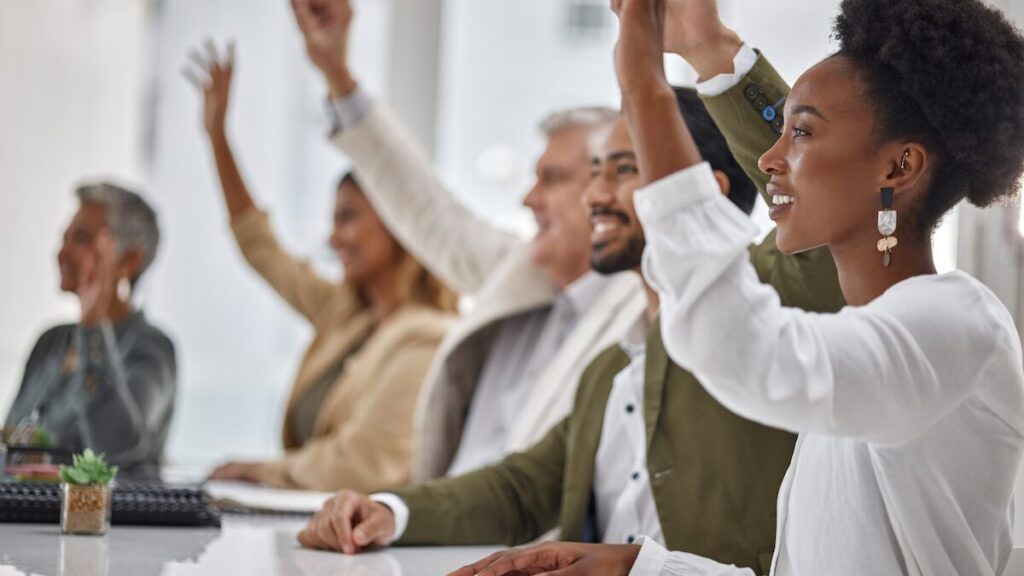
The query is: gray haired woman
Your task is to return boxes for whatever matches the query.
[4,182,176,476]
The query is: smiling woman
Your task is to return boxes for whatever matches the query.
[615,0,1024,574]
[4,183,176,477]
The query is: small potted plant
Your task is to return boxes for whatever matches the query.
[59,449,118,535]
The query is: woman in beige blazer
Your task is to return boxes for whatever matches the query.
[187,44,456,492]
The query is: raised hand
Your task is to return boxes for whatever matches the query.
[662,0,742,78]
[297,490,396,554]
[183,40,235,137]
[612,0,703,185]
[612,0,669,97]
[447,542,641,576]
[290,0,357,97]
[77,229,118,327]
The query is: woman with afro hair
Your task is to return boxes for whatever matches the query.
[448,0,1024,575]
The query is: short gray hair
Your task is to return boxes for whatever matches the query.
[75,182,161,283]
[538,106,619,137]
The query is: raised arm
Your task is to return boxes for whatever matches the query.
[69,322,176,467]
[185,42,355,326]
[624,0,994,445]
[291,0,518,295]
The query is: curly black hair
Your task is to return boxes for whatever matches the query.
[834,0,1024,235]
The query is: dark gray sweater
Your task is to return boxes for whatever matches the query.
[5,311,176,474]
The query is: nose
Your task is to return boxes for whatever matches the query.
[758,137,788,176]
[582,175,613,210]
[522,182,542,210]
[328,227,344,251]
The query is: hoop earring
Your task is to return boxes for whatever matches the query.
[877,187,897,268]
[117,277,132,303]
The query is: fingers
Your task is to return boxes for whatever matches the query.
[203,38,223,69]
[298,498,336,550]
[290,0,316,34]
[226,39,236,69]
[181,66,208,90]
[448,550,509,576]
[351,504,394,548]
[454,547,557,576]
[312,497,343,551]
[330,493,359,553]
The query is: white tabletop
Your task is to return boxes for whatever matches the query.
[0,517,502,576]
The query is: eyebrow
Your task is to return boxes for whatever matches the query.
[789,104,829,122]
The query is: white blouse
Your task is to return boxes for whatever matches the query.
[628,163,1024,576]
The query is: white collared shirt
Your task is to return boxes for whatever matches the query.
[593,312,665,546]
[446,271,611,477]
[628,162,1024,576]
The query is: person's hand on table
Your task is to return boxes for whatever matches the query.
[208,461,265,483]
[290,0,358,98]
[448,542,642,576]
[297,490,396,554]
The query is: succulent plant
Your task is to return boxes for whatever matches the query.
[58,449,118,486]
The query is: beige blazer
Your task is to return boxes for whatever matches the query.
[230,208,454,492]
[331,104,647,481]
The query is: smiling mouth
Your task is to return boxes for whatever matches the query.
[771,194,795,205]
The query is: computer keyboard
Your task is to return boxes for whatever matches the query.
[0,481,221,527]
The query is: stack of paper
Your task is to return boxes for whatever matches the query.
[204,480,332,515]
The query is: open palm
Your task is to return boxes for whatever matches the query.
[183,41,235,136]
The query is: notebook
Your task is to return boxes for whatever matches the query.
[0,481,221,527]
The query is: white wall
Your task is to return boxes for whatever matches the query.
[146,0,396,470]
[0,0,149,417]
[4,0,1024,546]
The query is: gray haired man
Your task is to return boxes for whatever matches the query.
[290,0,647,484]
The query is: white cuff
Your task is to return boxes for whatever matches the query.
[695,44,758,98]
[369,493,409,543]
[628,536,669,576]
[327,87,372,134]
[633,162,721,219]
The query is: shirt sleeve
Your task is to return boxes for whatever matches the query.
[628,537,757,576]
[326,87,373,134]
[370,493,410,543]
[634,163,1007,445]
[694,44,758,98]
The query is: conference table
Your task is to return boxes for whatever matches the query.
[3,516,1024,575]
[0,517,502,576]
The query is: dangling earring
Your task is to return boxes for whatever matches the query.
[877,187,897,268]
[117,277,132,303]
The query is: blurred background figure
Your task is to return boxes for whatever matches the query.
[4,182,175,477]
[185,42,457,492]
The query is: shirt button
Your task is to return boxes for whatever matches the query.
[627,535,636,544]
[631,471,640,481]
[625,404,635,414]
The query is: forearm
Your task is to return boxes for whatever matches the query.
[330,103,518,294]
[393,422,568,546]
[622,84,703,187]
[394,457,561,546]
[207,128,256,219]
[675,27,744,82]
[70,326,174,463]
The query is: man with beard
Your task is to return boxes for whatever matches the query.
[298,88,845,576]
